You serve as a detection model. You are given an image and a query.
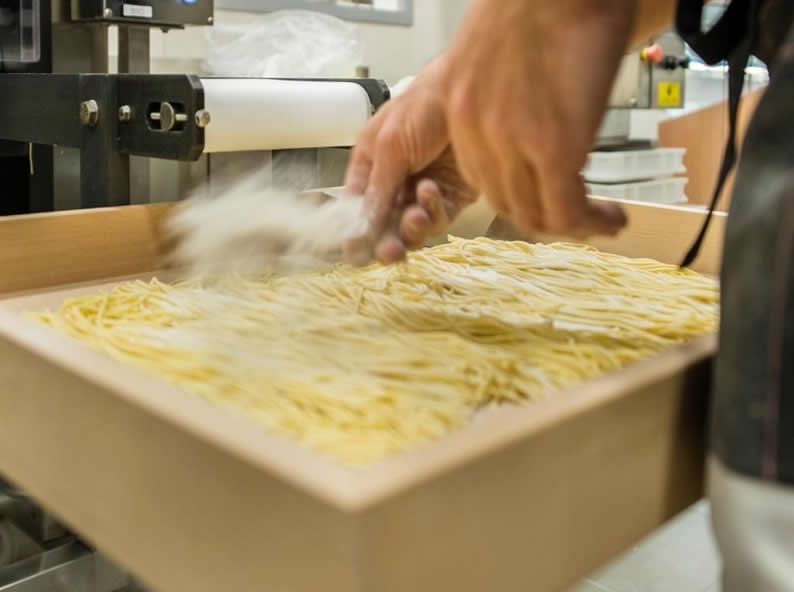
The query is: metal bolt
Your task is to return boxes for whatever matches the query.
[118,105,132,122]
[150,102,188,131]
[194,109,211,128]
[80,100,99,127]
[103,7,113,18]
[207,16,214,24]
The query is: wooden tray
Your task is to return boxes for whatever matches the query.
[0,199,725,592]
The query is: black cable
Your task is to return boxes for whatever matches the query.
[676,0,760,268]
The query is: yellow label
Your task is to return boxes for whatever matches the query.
[657,82,681,107]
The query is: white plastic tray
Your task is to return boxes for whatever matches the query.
[582,148,686,183]
[586,177,688,205]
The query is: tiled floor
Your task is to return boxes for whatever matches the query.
[569,501,722,592]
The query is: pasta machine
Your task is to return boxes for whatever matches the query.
[0,2,388,590]
[0,72,389,209]
[0,0,389,215]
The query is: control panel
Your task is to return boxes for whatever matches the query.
[72,0,213,27]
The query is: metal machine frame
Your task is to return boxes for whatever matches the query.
[0,73,389,208]
[598,30,689,148]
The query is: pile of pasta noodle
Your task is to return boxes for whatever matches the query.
[31,238,719,465]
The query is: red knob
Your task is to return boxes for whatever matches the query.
[641,43,664,64]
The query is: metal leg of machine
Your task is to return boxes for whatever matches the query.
[118,26,150,205]
[0,480,150,592]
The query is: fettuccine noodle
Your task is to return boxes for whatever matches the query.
[30,238,719,465]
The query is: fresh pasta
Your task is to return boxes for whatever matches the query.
[30,238,719,465]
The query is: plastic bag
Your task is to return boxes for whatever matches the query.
[202,10,363,78]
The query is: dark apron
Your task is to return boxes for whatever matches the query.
[677,0,794,485]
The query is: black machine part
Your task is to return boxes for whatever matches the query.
[72,0,214,27]
[0,74,390,209]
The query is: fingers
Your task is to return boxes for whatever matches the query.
[345,105,414,233]
[539,168,627,237]
[343,83,452,269]
[364,130,411,233]
[375,234,406,264]
[399,205,432,250]
[343,234,376,268]
[398,174,484,251]
[395,178,450,250]
[344,108,384,196]
[343,108,408,266]
[495,154,543,231]
[344,160,372,198]
[415,179,450,233]
[446,113,488,207]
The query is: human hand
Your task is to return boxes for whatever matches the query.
[439,0,634,237]
[343,61,477,265]
[344,0,638,265]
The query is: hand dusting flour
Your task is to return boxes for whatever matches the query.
[165,172,371,275]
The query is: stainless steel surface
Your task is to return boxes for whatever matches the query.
[650,31,688,109]
[51,22,109,211]
[608,29,687,110]
[0,482,141,592]
[79,99,99,126]
[0,540,145,592]
[117,26,148,73]
[52,23,109,73]
[0,541,135,592]
[0,489,66,545]
[610,53,644,108]
[0,521,42,568]
[117,26,150,205]
[595,109,632,148]
[0,542,92,592]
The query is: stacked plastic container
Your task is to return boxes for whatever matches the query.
[582,147,688,205]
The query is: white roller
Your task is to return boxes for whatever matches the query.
[201,78,373,152]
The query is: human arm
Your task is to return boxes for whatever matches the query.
[344,0,679,264]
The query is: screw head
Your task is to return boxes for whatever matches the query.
[80,100,99,127]
[194,109,211,128]
[207,15,214,24]
[103,7,113,18]
[118,105,132,122]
